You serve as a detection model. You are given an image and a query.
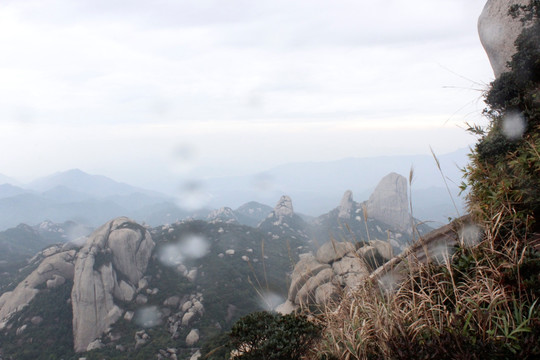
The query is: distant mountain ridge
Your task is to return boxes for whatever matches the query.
[0,148,468,229]
[27,169,165,198]
[202,148,469,222]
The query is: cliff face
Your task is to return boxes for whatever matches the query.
[478,0,531,77]
[71,217,154,352]
[366,172,411,233]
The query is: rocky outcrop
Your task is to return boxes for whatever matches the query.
[478,0,531,77]
[257,195,310,242]
[274,195,294,219]
[277,239,393,314]
[71,217,154,352]
[206,207,238,224]
[234,201,273,227]
[0,248,76,328]
[366,173,411,233]
[338,190,354,219]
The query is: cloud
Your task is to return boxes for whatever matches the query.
[0,0,492,183]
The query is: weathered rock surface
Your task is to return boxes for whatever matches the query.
[278,239,391,313]
[71,217,154,352]
[478,0,531,77]
[274,195,294,218]
[338,190,354,219]
[316,241,356,264]
[257,195,310,242]
[366,172,411,232]
[206,207,238,224]
[185,329,200,346]
[0,249,76,328]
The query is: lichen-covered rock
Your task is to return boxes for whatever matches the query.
[71,217,154,352]
[478,0,531,77]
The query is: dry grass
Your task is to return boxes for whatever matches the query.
[307,210,540,360]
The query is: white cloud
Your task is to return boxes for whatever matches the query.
[0,0,493,184]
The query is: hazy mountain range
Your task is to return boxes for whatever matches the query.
[0,149,469,230]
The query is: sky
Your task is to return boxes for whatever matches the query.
[0,0,495,191]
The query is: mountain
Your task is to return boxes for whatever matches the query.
[202,148,469,222]
[0,183,28,199]
[0,174,20,187]
[234,201,273,227]
[27,169,163,198]
[257,196,312,246]
[0,169,190,230]
[0,216,309,359]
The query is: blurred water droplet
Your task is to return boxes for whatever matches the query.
[158,242,184,266]
[171,145,196,175]
[176,180,211,211]
[158,234,209,267]
[134,306,162,328]
[459,224,482,247]
[252,173,274,192]
[258,292,284,311]
[181,234,209,259]
[501,111,526,140]
[66,224,91,243]
[377,272,401,293]
[246,91,264,109]
[430,243,454,264]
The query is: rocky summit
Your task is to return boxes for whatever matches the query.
[71,217,154,352]
[366,172,411,233]
[478,0,531,77]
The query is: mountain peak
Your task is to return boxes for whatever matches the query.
[338,190,354,219]
[274,195,294,218]
[366,172,411,232]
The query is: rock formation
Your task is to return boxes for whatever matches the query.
[0,246,77,329]
[277,239,393,314]
[338,190,354,219]
[257,195,310,242]
[366,172,411,233]
[206,207,238,224]
[274,195,294,219]
[71,217,154,352]
[478,0,531,77]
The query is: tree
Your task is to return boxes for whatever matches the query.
[228,311,321,360]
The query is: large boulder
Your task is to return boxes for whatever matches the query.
[338,190,354,219]
[71,217,154,352]
[0,249,76,329]
[478,0,531,77]
[274,195,294,218]
[316,241,356,264]
[279,240,376,313]
[366,172,411,232]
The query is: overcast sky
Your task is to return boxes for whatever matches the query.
[0,0,494,190]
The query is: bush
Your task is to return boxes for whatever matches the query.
[228,311,321,360]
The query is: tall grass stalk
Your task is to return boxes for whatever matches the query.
[309,207,540,359]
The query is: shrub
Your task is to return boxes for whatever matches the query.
[228,311,321,360]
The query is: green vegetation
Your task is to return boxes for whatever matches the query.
[1,281,75,360]
[308,3,540,359]
[227,311,321,360]
[463,0,540,236]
